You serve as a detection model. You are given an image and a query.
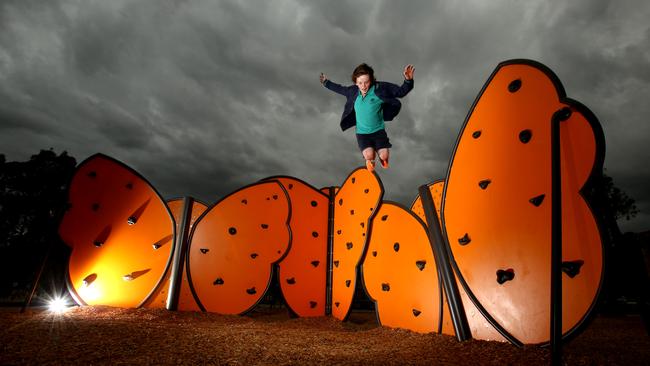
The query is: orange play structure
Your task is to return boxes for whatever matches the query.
[58,59,605,347]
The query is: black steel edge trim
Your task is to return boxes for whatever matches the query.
[166,196,210,208]
[165,197,194,311]
[63,153,177,309]
[64,258,86,306]
[326,187,335,316]
[260,175,330,200]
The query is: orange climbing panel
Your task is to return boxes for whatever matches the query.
[186,181,291,314]
[363,201,442,333]
[411,181,506,341]
[145,198,208,311]
[267,177,330,317]
[331,168,383,320]
[58,154,175,308]
[441,60,605,344]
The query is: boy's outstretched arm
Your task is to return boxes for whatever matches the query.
[320,72,348,96]
[387,64,415,98]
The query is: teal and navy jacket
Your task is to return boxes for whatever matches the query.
[323,78,414,131]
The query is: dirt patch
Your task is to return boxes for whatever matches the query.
[1,306,648,365]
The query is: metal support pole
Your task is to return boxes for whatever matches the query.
[21,241,53,313]
[551,107,571,365]
[419,185,471,341]
[325,187,335,316]
[166,196,194,311]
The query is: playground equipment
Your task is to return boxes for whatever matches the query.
[57,60,605,348]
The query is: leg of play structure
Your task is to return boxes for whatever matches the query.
[21,242,53,313]
[325,187,335,316]
[551,108,570,365]
[418,185,471,341]
[166,197,194,311]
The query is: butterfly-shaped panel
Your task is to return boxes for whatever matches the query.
[186,181,291,314]
[58,154,175,308]
[442,60,605,344]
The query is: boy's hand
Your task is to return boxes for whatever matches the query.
[403,64,415,80]
[320,72,328,84]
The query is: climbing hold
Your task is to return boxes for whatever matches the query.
[309,301,317,308]
[337,230,342,235]
[288,184,293,189]
[87,171,97,178]
[127,216,138,225]
[412,309,422,317]
[393,243,400,252]
[496,269,515,284]
[562,260,584,278]
[334,260,339,267]
[508,79,522,93]
[228,227,237,235]
[381,283,390,291]
[286,277,296,285]
[241,199,247,204]
[250,253,259,259]
[350,209,355,215]
[458,233,471,245]
[311,200,318,207]
[530,194,546,207]
[360,222,365,228]
[312,231,319,238]
[472,130,482,139]
[93,240,103,248]
[200,248,209,254]
[372,251,378,257]
[416,260,426,271]
[261,224,269,229]
[335,302,340,307]
[122,269,150,281]
[213,278,224,285]
[381,215,388,221]
[519,129,532,144]
[311,260,320,267]
[246,287,257,295]
[125,182,133,190]
[152,243,161,250]
[364,189,369,193]
[83,273,97,286]
[346,242,353,249]
[479,179,492,190]
[352,177,356,183]
[91,203,100,212]
[345,280,351,287]
[555,107,572,121]
[339,198,343,206]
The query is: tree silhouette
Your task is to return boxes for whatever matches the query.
[0,150,76,303]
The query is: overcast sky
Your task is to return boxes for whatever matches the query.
[1,0,648,233]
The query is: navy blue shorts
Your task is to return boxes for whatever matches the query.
[356,129,392,152]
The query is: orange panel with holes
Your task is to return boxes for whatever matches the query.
[186,181,290,314]
[363,202,441,333]
[331,168,383,320]
[267,177,330,317]
[58,154,175,308]
[442,60,605,344]
[411,182,505,340]
[145,198,208,310]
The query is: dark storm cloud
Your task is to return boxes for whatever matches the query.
[1,0,649,232]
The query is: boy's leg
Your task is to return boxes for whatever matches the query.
[362,148,376,172]
[378,148,390,168]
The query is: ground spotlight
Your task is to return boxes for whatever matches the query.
[48,297,69,313]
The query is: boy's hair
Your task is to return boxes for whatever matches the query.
[351,63,376,84]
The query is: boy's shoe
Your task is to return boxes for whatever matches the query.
[379,158,389,169]
[365,160,375,172]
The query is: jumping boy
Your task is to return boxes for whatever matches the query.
[320,63,414,171]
